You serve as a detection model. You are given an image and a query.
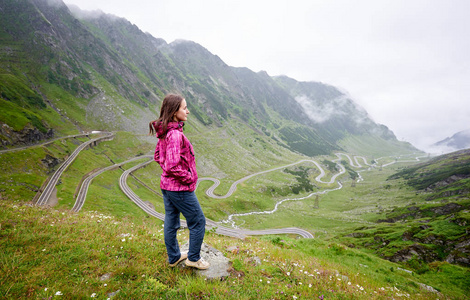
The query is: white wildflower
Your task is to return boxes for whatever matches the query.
[55,291,63,296]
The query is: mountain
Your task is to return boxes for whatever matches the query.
[431,129,470,153]
[0,0,418,157]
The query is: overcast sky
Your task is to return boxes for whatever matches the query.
[64,0,470,153]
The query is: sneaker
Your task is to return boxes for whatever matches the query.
[169,251,188,267]
[185,257,210,270]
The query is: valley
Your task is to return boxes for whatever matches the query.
[1,132,469,298]
[1,0,469,298]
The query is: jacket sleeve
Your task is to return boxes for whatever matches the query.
[154,140,160,162]
[162,131,193,184]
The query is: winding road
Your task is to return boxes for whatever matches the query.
[35,132,114,206]
[117,152,362,237]
[199,156,346,200]
[118,160,314,238]
[32,133,426,239]
[72,155,153,212]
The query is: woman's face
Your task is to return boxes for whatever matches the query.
[173,99,189,122]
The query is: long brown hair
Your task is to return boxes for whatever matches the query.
[149,94,184,136]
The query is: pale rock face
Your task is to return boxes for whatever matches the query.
[179,242,231,279]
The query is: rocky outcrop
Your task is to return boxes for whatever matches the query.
[1,123,54,148]
[445,239,470,266]
[387,244,439,263]
[387,223,470,267]
[41,154,60,171]
[178,242,231,280]
[425,175,470,192]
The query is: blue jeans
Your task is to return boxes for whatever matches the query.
[161,189,206,263]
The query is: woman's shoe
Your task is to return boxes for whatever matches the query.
[169,251,188,267]
[184,257,210,270]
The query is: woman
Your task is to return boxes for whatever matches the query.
[149,94,209,270]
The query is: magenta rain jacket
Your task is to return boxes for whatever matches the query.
[153,121,198,192]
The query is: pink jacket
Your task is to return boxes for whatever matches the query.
[153,121,198,192]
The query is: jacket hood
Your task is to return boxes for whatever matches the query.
[154,121,184,138]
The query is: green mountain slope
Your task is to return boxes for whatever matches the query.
[0,0,418,158]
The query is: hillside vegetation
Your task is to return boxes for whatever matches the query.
[2,201,466,299]
[1,134,469,298]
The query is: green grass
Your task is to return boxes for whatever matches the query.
[1,201,459,299]
[0,98,47,133]
[1,127,468,298]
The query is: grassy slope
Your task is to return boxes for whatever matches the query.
[1,123,468,298]
[0,201,458,299]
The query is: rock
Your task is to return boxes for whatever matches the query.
[334,271,349,282]
[244,256,262,266]
[0,122,54,148]
[387,244,438,263]
[445,238,470,267]
[180,242,230,280]
[429,203,463,215]
[100,273,112,281]
[397,267,413,274]
[226,246,239,254]
[418,283,439,293]
[41,154,60,171]
[345,232,368,238]
[107,290,120,298]
[144,201,155,210]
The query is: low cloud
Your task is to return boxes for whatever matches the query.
[66,3,112,20]
[294,95,340,123]
[294,94,370,126]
